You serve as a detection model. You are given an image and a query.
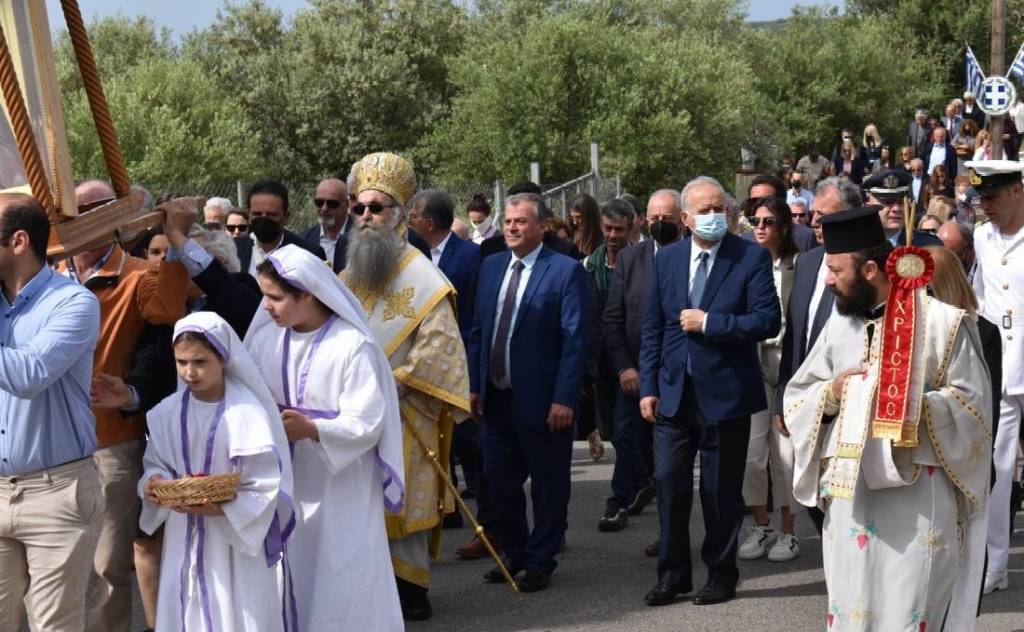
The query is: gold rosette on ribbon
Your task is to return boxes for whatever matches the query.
[872,246,934,444]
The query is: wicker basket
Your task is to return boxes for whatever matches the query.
[151,472,241,506]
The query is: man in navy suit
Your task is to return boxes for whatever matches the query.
[299,178,352,273]
[467,192,589,592]
[234,179,325,275]
[639,176,781,607]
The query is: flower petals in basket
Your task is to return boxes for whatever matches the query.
[151,472,241,506]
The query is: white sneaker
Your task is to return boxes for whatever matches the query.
[767,533,800,562]
[983,572,1009,594]
[738,524,776,560]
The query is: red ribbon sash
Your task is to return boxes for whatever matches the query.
[872,247,934,444]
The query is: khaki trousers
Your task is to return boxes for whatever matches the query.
[86,439,143,632]
[0,457,104,632]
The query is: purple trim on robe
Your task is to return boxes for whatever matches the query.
[268,255,310,293]
[196,516,215,632]
[297,315,337,405]
[177,390,227,630]
[175,325,231,362]
[276,404,405,513]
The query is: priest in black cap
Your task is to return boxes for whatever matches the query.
[863,168,943,248]
[783,206,992,631]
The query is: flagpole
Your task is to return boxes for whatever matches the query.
[991,0,1006,159]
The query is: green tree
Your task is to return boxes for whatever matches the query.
[424,3,763,193]
[748,8,946,161]
[845,0,1024,95]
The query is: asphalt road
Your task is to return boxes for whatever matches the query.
[412,443,1024,632]
[86,442,1024,631]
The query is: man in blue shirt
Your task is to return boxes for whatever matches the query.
[0,193,103,631]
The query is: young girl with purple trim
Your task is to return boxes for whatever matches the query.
[138,312,294,631]
[244,245,405,631]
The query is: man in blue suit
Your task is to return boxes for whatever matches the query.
[467,192,589,592]
[639,176,781,607]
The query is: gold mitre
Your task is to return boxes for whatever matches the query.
[351,152,416,206]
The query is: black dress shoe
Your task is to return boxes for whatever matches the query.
[644,538,660,557]
[627,481,657,515]
[598,506,629,532]
[396,577,433,620]
[483,561,522,584]
[644,582,692,606]
[518,569,551,592]
[692,582,736,605]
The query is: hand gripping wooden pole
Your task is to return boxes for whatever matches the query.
[0,19,55,219]
[401,412,522,599]
[59,0,130,198]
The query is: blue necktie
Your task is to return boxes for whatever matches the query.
[690,251,709,307]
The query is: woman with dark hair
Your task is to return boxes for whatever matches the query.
[466,193,497,244]
[871,144,896,173]
[738,196,802,562]
[921,164,954,210]
[954,119,980,175]
[568,192,603,256]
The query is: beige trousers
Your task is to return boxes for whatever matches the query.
[0,457,104,632]
[86,439,143,632]
[742,380,798,511]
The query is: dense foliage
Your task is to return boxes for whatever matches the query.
[53,0,1024,194]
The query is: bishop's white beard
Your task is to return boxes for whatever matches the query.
[347,221,402,295]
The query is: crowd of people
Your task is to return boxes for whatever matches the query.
[0,101,1022,631]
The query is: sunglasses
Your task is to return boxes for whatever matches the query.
[791,212,807,219]
[314,198,342,210]
[352,202,396,216]
[750,217,777,228]
[205,222,222,231]
[226,223,249,233]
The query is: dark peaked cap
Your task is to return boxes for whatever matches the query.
[821,206,888,254]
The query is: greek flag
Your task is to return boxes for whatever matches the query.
[965,46,986,96]
[1009,42,1024,82]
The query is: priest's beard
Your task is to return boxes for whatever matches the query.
[348,220,402,294]
[833,272,877,320]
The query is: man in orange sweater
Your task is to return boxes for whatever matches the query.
[70,181,190,632]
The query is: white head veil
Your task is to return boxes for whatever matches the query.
[244,245,405,513]
[173,311,296,564]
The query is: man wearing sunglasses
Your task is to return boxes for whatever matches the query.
[235,179,325,278]
[341,152,470,621]
[299,178,352,273]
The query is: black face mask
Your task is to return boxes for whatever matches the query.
[250,216,283,243]
[648,220,679,246]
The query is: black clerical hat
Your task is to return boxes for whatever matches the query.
[820,206,887,254]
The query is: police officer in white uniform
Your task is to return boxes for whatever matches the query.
[968,159,1024,594]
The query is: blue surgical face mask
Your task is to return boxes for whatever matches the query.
[691,212,728,242]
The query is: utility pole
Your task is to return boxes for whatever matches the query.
[991,0,1006,159]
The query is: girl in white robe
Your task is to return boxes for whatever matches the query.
[139,312,295,632]
[245,245,405,632]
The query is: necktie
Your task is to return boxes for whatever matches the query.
[689,251,709,308]
[490,260,525,384]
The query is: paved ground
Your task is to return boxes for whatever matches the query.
[412,443,1024,632]
[100,442,1023,631]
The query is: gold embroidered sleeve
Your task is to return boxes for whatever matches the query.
[392,298,471,416]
